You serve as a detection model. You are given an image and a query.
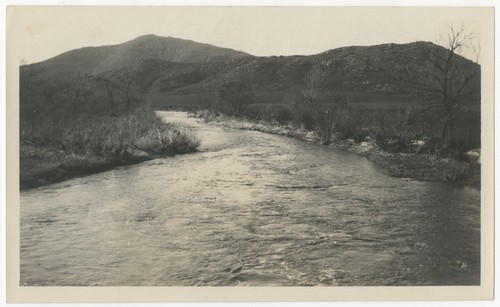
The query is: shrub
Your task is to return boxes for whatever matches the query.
[218,81,255,117]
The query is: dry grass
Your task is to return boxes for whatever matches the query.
[20,108,200,189]
[22,108,200,156]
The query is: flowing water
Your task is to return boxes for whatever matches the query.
[20,111,480,286]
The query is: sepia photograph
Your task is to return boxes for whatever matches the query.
[5,3,495,303]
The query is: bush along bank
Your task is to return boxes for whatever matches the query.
[193,110,480,189]
[20,108,200,189]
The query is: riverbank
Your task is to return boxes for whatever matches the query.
[345,143,480,188]
[194,112,480,188]
[20,109,200,190]
[21,145,165,190]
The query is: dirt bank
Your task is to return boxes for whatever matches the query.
[20,145,178,190]
[343,142,480,188]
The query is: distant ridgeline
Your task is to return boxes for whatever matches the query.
[20,34,480,141]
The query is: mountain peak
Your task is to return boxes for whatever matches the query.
[88,34,253,73]
[27,34,254,76]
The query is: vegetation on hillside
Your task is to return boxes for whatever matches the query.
[196,26,480,159]
[20,65,200,189]
[200,82,478,162]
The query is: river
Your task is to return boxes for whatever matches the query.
[20,111,480,286]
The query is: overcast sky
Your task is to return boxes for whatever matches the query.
[7,6,492,64]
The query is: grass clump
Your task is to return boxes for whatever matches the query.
[22,108,200,156]
[20,108,200,189]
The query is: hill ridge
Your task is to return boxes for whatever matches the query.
[20,36,480,111]
[23,34,254,76]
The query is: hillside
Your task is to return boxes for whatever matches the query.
[21,34,252,80]
[93,35,253,74]
[169,41,478,93]
[20,35,480,112]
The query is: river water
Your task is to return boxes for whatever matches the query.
[20,111,480,286]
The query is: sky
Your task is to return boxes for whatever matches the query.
[6,6,493,65]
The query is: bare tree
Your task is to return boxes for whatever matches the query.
[403,24,481,142]
[289,65,331,133]
[67,72,84,111]
[199,83,219,111]
[92,76,117,115]
[65,72,94,112]
[117,67,135,109]
[218,81,254,117]
[292,65,327,110]
[104,80,116,115]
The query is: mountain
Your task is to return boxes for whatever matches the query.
[147,41,479,101]
[22,34,253,79]
[93,35,253,74]
[20,35,480,113]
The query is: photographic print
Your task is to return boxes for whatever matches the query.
[6,4,494,302]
